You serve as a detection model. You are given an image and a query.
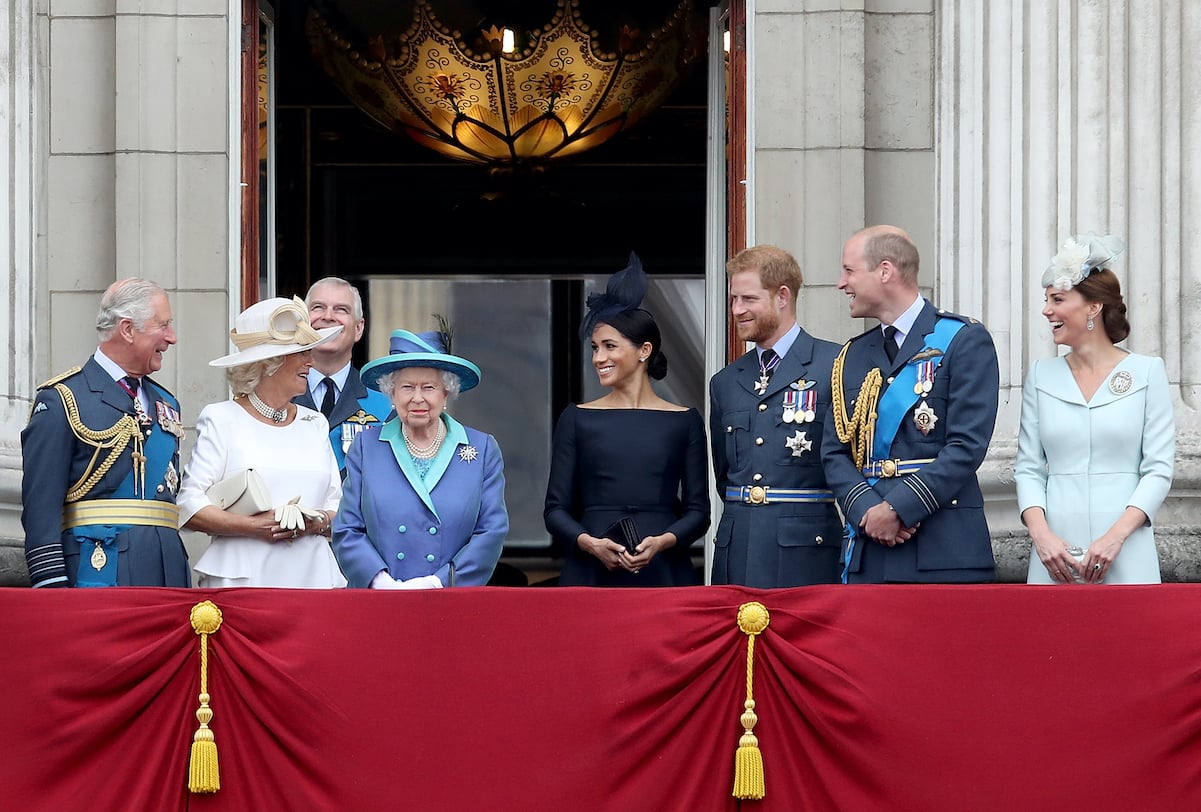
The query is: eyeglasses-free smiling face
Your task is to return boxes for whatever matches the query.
[728,270,784,345]
[838,234,886,320]
[307,283,363,360]
[126,293,177,376]
[591,323,649,388]
[1042,286,1101,346]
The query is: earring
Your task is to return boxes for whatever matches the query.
[1086,316,1096,332]
[639,357,646,363]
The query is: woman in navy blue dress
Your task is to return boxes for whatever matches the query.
[544,254,710,587]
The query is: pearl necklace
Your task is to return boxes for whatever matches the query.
[248,390,288,423]
[403,421,446,459]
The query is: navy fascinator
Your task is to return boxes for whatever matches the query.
[578,252,648,341]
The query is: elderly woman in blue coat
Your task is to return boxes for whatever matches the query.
[333,328,508,588]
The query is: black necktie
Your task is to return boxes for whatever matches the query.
[760,348,780,375]
[122,376,141,397]
[883,326,898,363]
[320,377,337,418]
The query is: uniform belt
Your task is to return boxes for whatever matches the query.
[860,458,935,478]
[724,486,834,506]
[61,499,180,531]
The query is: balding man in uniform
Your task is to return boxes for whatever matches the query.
[823,226,999,583]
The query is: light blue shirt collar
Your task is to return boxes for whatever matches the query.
[308,362,351,400]
[759,321,801,363]
[885,295,924,347]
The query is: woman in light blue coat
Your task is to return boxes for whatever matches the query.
[333,328,508,588]
[1016,235,1174,584]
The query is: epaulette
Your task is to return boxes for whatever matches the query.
[37,366,82,390]
[934,308,981,325]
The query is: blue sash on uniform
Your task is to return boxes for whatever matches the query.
[73,390,178,587]
[841,318,965,582]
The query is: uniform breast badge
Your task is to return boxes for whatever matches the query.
[1108,370,1133,395]
[913,401,939,435]
[781,390,798,423]
[165,461,180,496]
[912,358,939,435]
[156,401,185,438]
[785,430,812,457]
[343,410,380,454]
[785,380,817,423]
[90,542,107,571]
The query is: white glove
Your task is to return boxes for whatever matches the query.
[396,574,443,590]
[370,570,402,589]
[275,496,304,532]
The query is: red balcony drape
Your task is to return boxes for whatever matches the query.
[3,585,1199,810]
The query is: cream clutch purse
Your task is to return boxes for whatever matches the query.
[205,469,272,515]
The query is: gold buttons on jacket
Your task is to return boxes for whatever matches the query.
[758,404,767,411]
[752,473,763,482]
[816,536,824,544]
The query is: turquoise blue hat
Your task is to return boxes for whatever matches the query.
[360,329,481,392]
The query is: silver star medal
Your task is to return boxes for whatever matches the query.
[458,445,478,463]
[785,430,812,457]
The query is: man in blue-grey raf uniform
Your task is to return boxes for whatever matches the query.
[21,278,190,587]
[823,225,999,583]
[293,277,392,476]
[709,245,844,587]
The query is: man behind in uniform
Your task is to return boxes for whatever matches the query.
[823,225,999,583]
[21,278,190,587]
[294,277,392,475]
[709,245,844,587]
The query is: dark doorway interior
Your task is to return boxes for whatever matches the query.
[268,0,718,573]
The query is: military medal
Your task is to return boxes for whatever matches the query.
[165,461,180,496]
[1108,370,1133,395]
[910,357,939,435]
[799,389,817,423]
[90,542,107,571]
[781,390,798,423]
[785,430,812,457]
[914,401,939,435]
[341,423,356,454]
[913,360,935,395]
[753,372,770,396]
[156,401,184,438]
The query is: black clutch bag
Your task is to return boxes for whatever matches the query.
[602,516,641,555]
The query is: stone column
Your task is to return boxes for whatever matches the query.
[0,0,42,581]
[937,0,1201,580]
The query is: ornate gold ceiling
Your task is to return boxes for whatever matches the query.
[307,0,704,169]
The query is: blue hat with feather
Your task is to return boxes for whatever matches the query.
[578,252,648,341]
[361,326,481,393]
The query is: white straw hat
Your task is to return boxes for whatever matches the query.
[209,296,342,368]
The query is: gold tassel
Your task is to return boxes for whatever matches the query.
[732,601,770,800]
[188,601,224,794]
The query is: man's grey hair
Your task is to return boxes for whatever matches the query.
[376,368,462,405]
[305,277,364,322]
[96,278,165,340]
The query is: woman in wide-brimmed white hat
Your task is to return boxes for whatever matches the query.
[177,297,349,588]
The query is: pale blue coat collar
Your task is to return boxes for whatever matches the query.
[379,413,470,519]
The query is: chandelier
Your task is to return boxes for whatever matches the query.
[307,0,704,169]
